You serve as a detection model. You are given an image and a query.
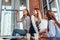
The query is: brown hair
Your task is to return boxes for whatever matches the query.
[34,8,41,20]
[22,9,30,19]
[46,10,60,29]
[23,9,30,16]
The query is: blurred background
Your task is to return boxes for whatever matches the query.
[0,0,60,37]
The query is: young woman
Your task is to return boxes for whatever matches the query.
[12,9,30,36]
[29,8,42,36]
[45,10,60,37]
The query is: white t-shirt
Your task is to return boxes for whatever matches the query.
[39,19,48,29]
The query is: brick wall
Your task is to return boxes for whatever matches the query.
[29,0,42,15]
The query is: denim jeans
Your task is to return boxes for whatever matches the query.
[12,29,26,36]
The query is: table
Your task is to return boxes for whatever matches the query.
[10,37,60,40]
[0,36,60,40]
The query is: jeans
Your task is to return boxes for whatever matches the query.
[12,29,26,36]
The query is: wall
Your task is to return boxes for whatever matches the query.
[29,0,42,15]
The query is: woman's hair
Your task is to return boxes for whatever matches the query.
[46,10,56,21]
[34,8,41,20]
[22,9,30,19]
[34,8,39,10]
[46,10,60,29]
[23,9,30,16]
[45,10,51,20]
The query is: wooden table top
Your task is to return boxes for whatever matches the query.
[10,37,60,40]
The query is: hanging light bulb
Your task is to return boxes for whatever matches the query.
[21,3,24,7]
[5,0,9,3]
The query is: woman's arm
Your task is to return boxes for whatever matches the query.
[31,15,38,33]
[16,13,23,22]
[26,16,30,33]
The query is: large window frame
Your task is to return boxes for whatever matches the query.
[0,0,30,36]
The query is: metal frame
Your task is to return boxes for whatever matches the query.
[55,0,60,22]
[41,0,44,18]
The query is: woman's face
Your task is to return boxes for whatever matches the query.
[23,10,27,15]
[33,10,37,15]
[49,11,55,18]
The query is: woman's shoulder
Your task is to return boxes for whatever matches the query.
[31,15,34,18]
[26,16,30,19]
[49,20,55,23]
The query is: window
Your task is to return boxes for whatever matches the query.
[1,0,12,35]
[50,0,58,21]
[43,0,47,6]
[49,0,53,2]
[42,0,48,13]
[58,0,60,22]
[19,0,27,29]
[44,6,48,13]
[1,0,29,36]
[42,0,60,22]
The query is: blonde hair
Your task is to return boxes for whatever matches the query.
[34,8,42,20]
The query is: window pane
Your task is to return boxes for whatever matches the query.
[1,0,12,36]
[1,11,11,35]
[48,0,53,2]
[2,0,11,9]
[58,0,60,22]
[19,11,23,29]
[43,0,47,6]
[20,0,27,7]
[2,6,11,9]
[50,0,59,21]
[20,0,26,10]
[44,6,48,13]
[19,0,27,30]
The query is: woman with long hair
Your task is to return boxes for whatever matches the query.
[45,10,60,37]
[12,9,30,36]
[29,8,42,36]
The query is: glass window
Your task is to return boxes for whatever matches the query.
[58,0,60,22]
[19,0,27,29]
[0,0,29,36]
[1,0,12,35]
[50,0,59,21]
[1,0,27,35]
[58,0,60,15]
[44,6,48,13]
[48,0,53,2]
[43,0,47,6]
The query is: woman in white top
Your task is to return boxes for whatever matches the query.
[45,10,60,37]
[29,8,42,36]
